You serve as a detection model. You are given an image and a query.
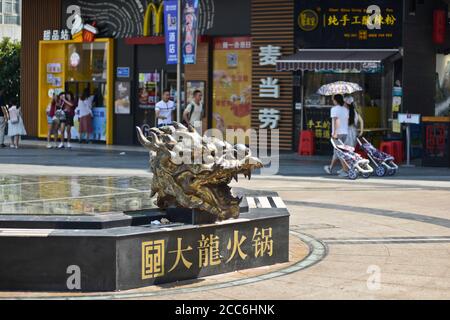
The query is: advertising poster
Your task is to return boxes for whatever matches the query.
[435,54,450,116]
[212,37,252,133]
[182,0,200,64]
[164,0,179,65]
[92,107,107,141]
[46,63,62,73]
[138,73,160,109]
[115,82,131,115]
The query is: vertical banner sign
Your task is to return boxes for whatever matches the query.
[164,0,179,65]
[212,37,252,133]
[182,0,200,64]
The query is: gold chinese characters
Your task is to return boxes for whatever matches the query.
[141,228,274,280]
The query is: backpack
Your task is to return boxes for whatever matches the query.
[186,102,205,122]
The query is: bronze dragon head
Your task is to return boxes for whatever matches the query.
[137,123,263,221]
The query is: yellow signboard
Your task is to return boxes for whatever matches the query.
[212,37,252,133]
[143,2,164,36]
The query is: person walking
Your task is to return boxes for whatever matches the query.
[183,90,204,131]
[344,95,364,148]
[46,94,60,149]
[155,89,176,128]
[63,92,76,149]
[77,89,94,143]
[0,89,7,148]
[56,93,75,149]
[324,94,349,177]
[7,99,27,149]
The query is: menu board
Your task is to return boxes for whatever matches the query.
[304,106,333,155]
[138,73,159,110]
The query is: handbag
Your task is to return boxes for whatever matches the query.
[54,109,66,121]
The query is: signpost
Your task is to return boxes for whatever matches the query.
[182,0,200,65]
[398,113,421,167]
[177,0,182,122]
[164,1,179,65]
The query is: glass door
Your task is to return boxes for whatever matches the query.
[134,69,178,140]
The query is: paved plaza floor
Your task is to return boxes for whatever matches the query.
[0,142,449,300]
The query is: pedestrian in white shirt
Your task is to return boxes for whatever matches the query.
[155,90,176,127]
[7,99,27,149]
[324,94,349,177]
[77,89,95,143]
[183,90,204,132]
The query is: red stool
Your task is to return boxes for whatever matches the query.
[379,141,395,159]
[298,130,315,156]
[391,141,404,163]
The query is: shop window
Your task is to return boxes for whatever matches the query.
[3,14,18,25]
[0,0,20,25]
[4,0,18,14]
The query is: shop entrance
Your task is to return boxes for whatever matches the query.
[279,49,401,155]
[65,80,107,142]
[131,44,178,144]
[296,72,383,155]
[38,39,113,144]
[135,70,177,138]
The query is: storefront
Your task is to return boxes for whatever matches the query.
[59,0,251,146]
[278,49,402,154]
[24,0,440,153]
[38,39,114,144]
[276,0,404,154]
[21,0,254,145]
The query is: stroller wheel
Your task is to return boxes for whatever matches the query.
[348,169,358,180]
[375,166,387,177]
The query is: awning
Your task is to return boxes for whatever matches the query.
[276,49,400,73]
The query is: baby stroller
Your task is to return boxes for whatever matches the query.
[331,139,373,180]
[357,137,399,177]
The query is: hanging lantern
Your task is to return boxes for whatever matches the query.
[433,9,446,45]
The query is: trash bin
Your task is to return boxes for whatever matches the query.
[422,117,450,167]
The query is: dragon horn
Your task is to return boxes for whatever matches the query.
[136,127,159,151]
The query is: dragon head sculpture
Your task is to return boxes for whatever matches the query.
[137,123,263,221]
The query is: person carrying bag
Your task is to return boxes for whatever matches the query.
[183,90,205,131]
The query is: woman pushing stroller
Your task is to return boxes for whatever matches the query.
[323,94,350,177]
[324,94,365,178]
